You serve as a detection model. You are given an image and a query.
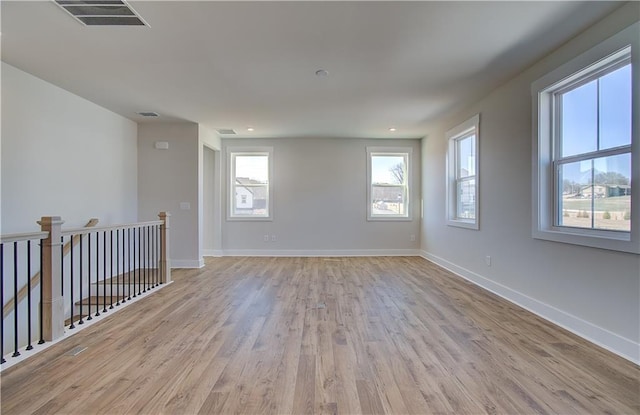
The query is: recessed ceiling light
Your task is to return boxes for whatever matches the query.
[247,127,255,132]
[389,127,397,132]
[315,69,329,77]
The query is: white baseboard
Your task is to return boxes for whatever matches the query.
[222,249,421,257]
[171,259,205,268]
[202,249,224,257]
[420,250,639,365]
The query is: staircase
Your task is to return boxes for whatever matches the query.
[66,268,161,326]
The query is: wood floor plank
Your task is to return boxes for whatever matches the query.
[1,256,638,414]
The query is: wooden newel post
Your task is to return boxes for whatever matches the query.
[159,212,172,284]
[38,216,65,341]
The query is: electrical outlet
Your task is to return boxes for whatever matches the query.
[485,255,492,266]
[410,234,416,242]
[263,235,269,242]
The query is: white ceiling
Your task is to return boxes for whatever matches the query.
[1,1,623,139]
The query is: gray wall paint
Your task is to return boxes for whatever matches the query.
[1,62,138,232]
[203,146,219,253]
[421,4,639,362]
[222,137,421,254]
[138,123,201,267]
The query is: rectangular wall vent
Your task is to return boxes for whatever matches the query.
[137,111,159,117]
[54,1,148,27]
[216,129,237,135]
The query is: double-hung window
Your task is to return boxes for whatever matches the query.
[227,147,273,220]
[447,115,480,229]
[533,23,638,253]
[367,147,411,220]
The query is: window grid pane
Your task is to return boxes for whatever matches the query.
[456,135,476,179]
[558,154,631,232]
[456,177,476,220]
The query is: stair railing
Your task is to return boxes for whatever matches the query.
[1,212,171,365]
[2,219,98,321]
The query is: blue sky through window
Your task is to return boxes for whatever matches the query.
[372,155,405,184]
[560,64,631,183]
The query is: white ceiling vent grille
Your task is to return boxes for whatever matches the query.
[137,111,159,117]
[216,129,237,135]
[54,1,148,27]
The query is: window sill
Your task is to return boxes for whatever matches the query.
[367,216,412,222]
[227,216,273,222]
[532,227,638,254]
[447,219,479,230]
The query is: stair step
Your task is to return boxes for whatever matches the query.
[74,295,129,307]
[95,269,159,285]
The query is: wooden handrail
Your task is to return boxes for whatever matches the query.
[61,220,162,237]
[2,218,98,320]
[1,232,49,244]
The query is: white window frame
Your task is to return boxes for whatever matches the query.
[367,147,412,221]
[227,146,274,221]
[532,22,639,254]
[446,114,480,230]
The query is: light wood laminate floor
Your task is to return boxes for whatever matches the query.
[1,257,638,414]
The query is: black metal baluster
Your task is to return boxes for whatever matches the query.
[149,226,152,289]
[38,240,44,344]
[133,228,137,298]
[143,226,148,293]
[156,225,159,287]
[148,226,151,289]
[103,232,107,313]
[79,235,84,325]
[116,229,120,306]
[137,227,142,296]
[158,225,164,285]
[26,240,33,350]
[1,244,5,363]
[61,236,64,297]
[69,236,75,329]
[153,225,157,287]
[109,230,114,309]
[95,232,100,317]
[87,233,93,321]
[13,242,21,357]
[127,228,132,301]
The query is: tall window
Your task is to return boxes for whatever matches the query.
[533,22,638,254]
[447,114,479,229]
[228,147,273,220]
[367,147,411,220]
[555,58,631,232]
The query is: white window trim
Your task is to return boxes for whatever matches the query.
[366,146,412,221]
[226,146,274,221]
[532,22,639,254]
[446,114,480,230]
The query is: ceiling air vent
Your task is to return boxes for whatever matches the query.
[54,1,148,27]
[137,111,159,117]
[216,129,237,135]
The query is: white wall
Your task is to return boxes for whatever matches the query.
[1,62,138,232]
[137,123,202,268]
[222,137,421,255]
[421,4,640,363]
[202,146,222,255]
[199,125,222,257]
